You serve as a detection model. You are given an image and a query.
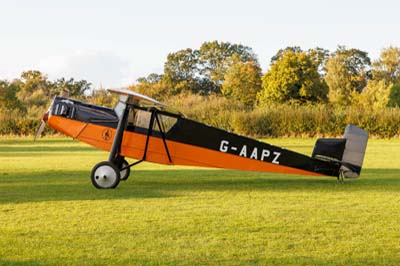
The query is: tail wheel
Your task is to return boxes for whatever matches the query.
[120,159,130,181]
[91,161,120,189]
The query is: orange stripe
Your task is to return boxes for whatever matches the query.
[48,115,324,176]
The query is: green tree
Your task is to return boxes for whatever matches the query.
[55,78,92,97]
[307,47,330,74]
[357,80,391,110]
[161,41,257,94]
[372,46,400,84]
[198,41,257,93]
[258,49,328,104]
[221,55,262,106]
[129,73,170,100]
[163,48,200,94]
[0,80,22,111]
[270,46,303,63]
[388,83,400,107]
[272,47,329,74]
[136,73,163,84]
[324,46,371,105]
[17,70,54,107]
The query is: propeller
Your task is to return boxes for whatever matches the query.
[34,112,49,141]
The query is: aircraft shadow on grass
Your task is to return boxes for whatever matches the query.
[0,168,399,204]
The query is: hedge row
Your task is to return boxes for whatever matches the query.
[2,97,400,138]
[230,105,400,138]
[0,109,54,136]
[168,95,400,138]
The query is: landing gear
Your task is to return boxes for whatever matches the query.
[90,101,172,189]
[119,159,130,181]
[91,101,129,189]
[91,161,121,189]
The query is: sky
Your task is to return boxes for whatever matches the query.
[1,0,400,88]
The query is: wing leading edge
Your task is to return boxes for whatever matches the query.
[107,88,183,116]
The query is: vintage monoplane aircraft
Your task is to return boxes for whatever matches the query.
[35,89,368,189]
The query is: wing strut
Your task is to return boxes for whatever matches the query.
[122,108,155,169]
[154,112,172,163]
[121,109,172,171]
[141,109,156,161]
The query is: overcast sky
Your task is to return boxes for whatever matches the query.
[1,0,400,88]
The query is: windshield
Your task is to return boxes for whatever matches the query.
[114,101,126,119]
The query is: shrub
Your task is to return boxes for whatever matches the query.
[166,93,246,131]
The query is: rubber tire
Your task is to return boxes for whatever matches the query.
[91,161,121,189]
[120,159,130,181]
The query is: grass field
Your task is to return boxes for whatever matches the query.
[1,137,400,266]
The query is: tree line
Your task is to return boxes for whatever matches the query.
[1,41,400,136]
[131,41,400,110]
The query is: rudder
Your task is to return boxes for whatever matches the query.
[341,124,369,178]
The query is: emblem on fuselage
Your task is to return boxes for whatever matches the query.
[102,129,112,141]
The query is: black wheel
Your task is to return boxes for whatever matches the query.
[91,161,120,189]
[119,159,130,181]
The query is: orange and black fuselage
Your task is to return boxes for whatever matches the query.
[47,96,340,177]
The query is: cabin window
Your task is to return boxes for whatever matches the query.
[127,108,137,128]
[134,110,177,133]
[157,115,177,132]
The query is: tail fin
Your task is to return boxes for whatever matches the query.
[312,124,368,178]
[340,124,369,178]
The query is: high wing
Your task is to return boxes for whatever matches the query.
[107,88,183,117]
[108,88,162,106]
